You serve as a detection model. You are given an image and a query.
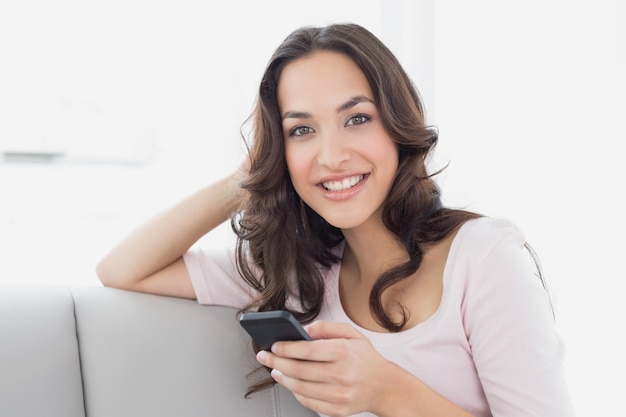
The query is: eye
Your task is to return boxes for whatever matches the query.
[289,126,315,137]
[346,114,370,126]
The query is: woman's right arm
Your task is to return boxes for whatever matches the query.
[96,165,247,299]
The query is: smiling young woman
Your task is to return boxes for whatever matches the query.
[97,23,575,417]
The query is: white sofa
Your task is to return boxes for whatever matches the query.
[0,285,317,417]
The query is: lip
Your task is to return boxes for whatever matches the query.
[317,173,369,201]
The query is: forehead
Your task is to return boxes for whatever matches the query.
[277,51,373,113]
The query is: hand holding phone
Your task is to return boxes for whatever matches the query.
[239,310,312,351]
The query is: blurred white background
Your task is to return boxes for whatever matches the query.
[0,0,624,415]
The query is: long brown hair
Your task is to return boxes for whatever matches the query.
[233,23,479,330]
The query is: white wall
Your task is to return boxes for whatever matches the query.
[1,1,624,416]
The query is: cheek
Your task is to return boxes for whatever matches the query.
[285,146,309,187]
[363,133,399,169]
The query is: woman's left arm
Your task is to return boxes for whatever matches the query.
[257,320,474,417]
[462,231,576,416]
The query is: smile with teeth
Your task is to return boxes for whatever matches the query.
[321,174,365,192]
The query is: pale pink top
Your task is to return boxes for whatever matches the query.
[184,217,575,417]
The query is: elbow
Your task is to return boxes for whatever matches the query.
[95,259,113,287]
[95,257,145,292]
[95,259,126,289]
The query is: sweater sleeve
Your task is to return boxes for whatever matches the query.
[462,223,575,416]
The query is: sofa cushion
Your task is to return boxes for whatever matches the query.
[0,286,85,417]
[71,287,316,417]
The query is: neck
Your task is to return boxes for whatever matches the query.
[341,217,408,285]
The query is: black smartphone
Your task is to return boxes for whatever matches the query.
[239,310,312,351]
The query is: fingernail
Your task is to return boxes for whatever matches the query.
[256,350,267,363]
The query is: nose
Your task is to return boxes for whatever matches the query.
[316,129,350,169]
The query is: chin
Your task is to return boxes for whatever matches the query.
[320,213,366,230]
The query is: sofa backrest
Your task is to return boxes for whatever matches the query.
[0,286,317,417]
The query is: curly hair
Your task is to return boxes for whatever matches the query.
[233,23,479,334]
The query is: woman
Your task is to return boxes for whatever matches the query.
[97,23,574,417]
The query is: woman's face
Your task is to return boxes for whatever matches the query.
[278,51,399,231]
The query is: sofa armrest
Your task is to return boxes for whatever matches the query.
[0,286,85,417]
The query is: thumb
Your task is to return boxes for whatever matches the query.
[305,320,366,341]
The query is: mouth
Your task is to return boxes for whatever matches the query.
[320,174,367,192]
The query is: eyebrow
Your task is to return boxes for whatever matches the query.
[336,95,374,113]
[281,95,375,121]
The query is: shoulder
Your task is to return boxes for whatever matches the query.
[445,216,539,299]
[452,216,526,265]
[448,217,552,327]
[457,216,523,243]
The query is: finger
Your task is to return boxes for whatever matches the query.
[259,349,342,386]
[257,349,321,374]
[272,369,354,407]
[256,349,277,368]
[272,338,348,362]
[304,320,366,341]
[268,322,371,363]
[258,348,324,379]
